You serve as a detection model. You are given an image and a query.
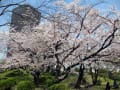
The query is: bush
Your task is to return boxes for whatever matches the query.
[48,84,69,90]
[99,69,108,78]
[39,73,55,87]
[5,69,24,77]
[111,72,120,80]
[74,67,79,72]
[16,81,35,90]
[0,78,16,90]
[14,75,33,83]
[96,80,102,85]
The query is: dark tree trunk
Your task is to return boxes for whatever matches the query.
[32,70,40,86]
[75,64,85,89]
[90,67,99,85]
[5,87,11,90]
[56,62,61,76]
[54,55,61,80]
[93,69,99,85]
[54,41,62,80]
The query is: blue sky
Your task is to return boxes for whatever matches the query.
[0,0,120,59]
[0,0,120,31]
[66,0,120,10]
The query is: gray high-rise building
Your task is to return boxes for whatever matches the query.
[11,5,41,32]
[7,5,41,57]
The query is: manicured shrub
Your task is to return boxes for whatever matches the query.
[39,73,55,87]
[99,69,108,78]
[96,80,102,85]
[48,84,70,90]
[14,75,33,83]
[5,69,24,77]
[74,67,79,72]
[0,78,16,90]
[111,72,120,80]
[16,81,35,90]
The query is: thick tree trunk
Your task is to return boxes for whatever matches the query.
[54,52,62,80]
[5,87,11,90]
[90,68,99,85]
[32,70,40,86]
[93,69,99,85]
[56,63,61,76]
[74,64,85,89]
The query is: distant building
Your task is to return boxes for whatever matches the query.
[11,5,41,32]
[7,5,41,57]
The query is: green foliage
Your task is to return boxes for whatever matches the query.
[96,80,102,85]
[0,69,33,82]
[90,85,106,90]
[0,78,16,90]
[99,69,108,78]
[39,73,55,87]
[0,69,26,79]
[62,73,77,84]
[0,69,33,90]
[5,69,25,77]
[1,68,120,90]
[48,84,70,90]
[74,67,79,72]
[111,72,120,81]
[16,81,35,90]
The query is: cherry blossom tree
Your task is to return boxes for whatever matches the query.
[0,0,120,88]
[52,0,120,88]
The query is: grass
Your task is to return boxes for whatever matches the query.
[56,73,120,90]
[0,69,120,90]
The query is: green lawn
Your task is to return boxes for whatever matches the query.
[0,69,120,90]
